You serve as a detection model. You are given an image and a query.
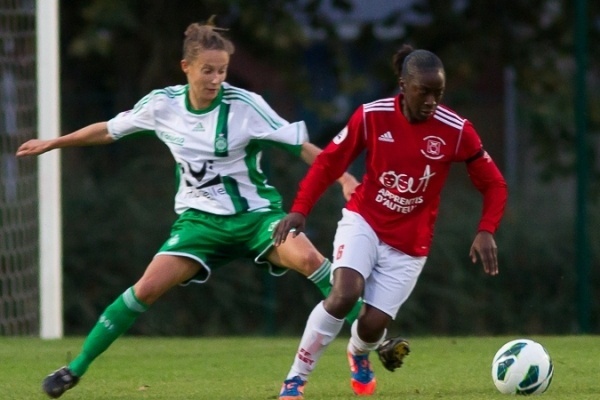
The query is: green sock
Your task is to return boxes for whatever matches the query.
[308,259,362,324]
[308,259,333,297]
[68,287,148,377]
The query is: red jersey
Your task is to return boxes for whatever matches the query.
[291,95,507,257]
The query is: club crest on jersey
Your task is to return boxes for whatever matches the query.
[420,136,445,160]
[215,134,228,152]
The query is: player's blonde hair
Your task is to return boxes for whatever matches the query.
[182,16,235,62]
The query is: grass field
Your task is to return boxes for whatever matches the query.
[1,335,598,399]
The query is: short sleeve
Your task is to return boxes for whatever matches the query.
[107,91,157,140]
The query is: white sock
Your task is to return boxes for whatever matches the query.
[347,319,386,355]
[286,301,344,381]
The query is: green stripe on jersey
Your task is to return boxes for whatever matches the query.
[133,86,186,114]
[244,140,283,208]
[223,90,283,130]
[214,102,230,157]
[221,176,249,213]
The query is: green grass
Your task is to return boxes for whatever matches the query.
[1,335,599,399]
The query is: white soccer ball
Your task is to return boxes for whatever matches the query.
[491,339,554,395]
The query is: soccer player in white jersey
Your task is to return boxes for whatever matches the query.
[273,45,508,399]
[16,17,361,398]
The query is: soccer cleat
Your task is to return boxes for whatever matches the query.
[376,337,410,372]
[279,376,306,399]
[42,366,80,398]
[347,351,376,396]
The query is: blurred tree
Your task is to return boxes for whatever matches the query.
[57,0,599,335]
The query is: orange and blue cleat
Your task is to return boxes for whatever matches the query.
[279,376,306,399]
[347,351,376,396]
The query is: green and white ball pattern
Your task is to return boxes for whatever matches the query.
[491,339,554,395]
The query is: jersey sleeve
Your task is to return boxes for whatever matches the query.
[454,120,484,161]
[291,106,366,216]
[456,121,508,233]
[106,91,157,140]
[455,120,508,233]
[244,92,308,156]
[466,150,508,233]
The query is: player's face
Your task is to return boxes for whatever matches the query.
[181,49,229,110]
[400,68,445,123]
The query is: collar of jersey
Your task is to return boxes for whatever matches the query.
[185,84,224,115]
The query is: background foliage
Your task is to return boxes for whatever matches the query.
[52,0,600,336]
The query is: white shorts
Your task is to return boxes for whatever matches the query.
[331,209,426,319]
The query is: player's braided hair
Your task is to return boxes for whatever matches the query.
[183,15,235,62]
[392,44,444,79]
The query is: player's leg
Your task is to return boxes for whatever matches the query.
[279,210,373,398]
[249,210,362,323]
[266,234,364,323]
[42,255,201,398]
[346,305,390,395]
[278,300,345,399]
[279,266,366,399]
[71,255,201,373]
[328,212,382,395]
[361,242,426,374]
[327,209,388,396]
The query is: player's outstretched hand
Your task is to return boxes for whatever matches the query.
[16,139,51,157]
[469,231,499,276]
[272,212,306,247]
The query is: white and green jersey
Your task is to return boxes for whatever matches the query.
[107,82,308,215]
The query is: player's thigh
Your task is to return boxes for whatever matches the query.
[331,209,379,280]
[157,210,241,283]
[364,248,426,319]
[266,232,324,275]
[246,209,324,276]
[134,255,201,304]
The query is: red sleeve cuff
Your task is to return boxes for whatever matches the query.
[477,221,497,234]
[290,203,310,217]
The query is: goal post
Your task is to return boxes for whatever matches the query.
[0,0,62,337]
[37,0,63,339]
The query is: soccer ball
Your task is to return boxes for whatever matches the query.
[491,339,554,395]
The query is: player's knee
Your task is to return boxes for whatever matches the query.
[298,249,325,275]
[356,323,386,344]
[324,289,360,317]
[358,306,391,339]
[132,280,163,305]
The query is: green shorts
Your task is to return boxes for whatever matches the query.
[157,208,287,284]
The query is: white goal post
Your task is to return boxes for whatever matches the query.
[37,0,63,339]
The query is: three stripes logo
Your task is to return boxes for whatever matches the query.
[378,131,394,142]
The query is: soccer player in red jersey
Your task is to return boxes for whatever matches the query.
[274,45,508,399]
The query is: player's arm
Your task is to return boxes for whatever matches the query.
[457,122,508,276]
[465,150,507,276]
[16,122,114,157]
[293,111,365,217]
[466,149,508,234]
[273,109,366,246]
[300,141,359,201]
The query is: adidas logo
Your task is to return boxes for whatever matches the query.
[193,122,205,132]
[378,131,394,142]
